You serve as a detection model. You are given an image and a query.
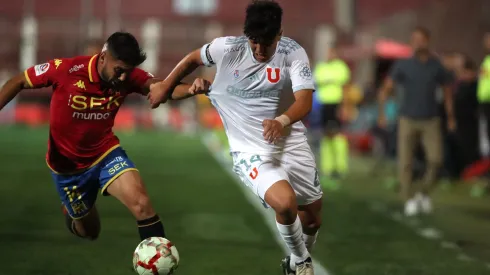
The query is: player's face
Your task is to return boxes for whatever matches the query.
[410,31,429,54]
[248,34,281,63]
[99,52,134,90]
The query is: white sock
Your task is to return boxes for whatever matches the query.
[276,216,309,271]
[303,232,318,253]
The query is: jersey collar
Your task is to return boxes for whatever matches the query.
[88,54,100,83]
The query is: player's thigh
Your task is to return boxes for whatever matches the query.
[284,143,323,206]
[52,168,100,221]
[232,152,292,208]
[98,147,153,219]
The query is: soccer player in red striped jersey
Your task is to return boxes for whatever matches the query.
[0,32,210,242]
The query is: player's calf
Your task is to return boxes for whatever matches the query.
[265,180,310,270]
[106,170,166,240]
[298,198,323,253]
[63,206,101,240]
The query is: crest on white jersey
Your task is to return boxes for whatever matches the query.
[299,62,312,80]
[34,63,50,76]
[266,67,281,84]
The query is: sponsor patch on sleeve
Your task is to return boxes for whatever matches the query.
[34,63,50,76]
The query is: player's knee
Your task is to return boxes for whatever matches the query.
[269,192,297,217]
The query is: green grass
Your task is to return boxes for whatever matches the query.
[0,126,489,274]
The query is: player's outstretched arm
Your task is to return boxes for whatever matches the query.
[148,77,210,101]
[147,49,204,108]
[0,73,34,110]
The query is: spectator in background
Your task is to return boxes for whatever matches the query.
[478,32,490,152]
[377,27,455,216]
[314,45,351,184]
[454,57,480,172]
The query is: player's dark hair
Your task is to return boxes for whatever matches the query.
[413,26,431,40]
[105,32,146,67]
[243,0,282,45]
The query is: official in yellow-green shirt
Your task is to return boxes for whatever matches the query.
[478,32,490,149]
[314,46,350,182]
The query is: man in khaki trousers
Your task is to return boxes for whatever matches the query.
[378,27,455,216]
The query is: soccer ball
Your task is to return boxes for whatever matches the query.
[133,237,180,275]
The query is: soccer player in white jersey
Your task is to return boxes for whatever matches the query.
[149,1,322,274]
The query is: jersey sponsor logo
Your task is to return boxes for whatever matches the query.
[73,80,86,90]
[108,159,130,175]
[69,64,84,73]
[54,59,62,69]
[105,156,124,167]
[224,45,245,54]
[266,67,281,84]
[72,112,111,120]
[299,62,312,80]
[69,95,123,111]
[226,85,280,99]
[69,95,123,120]
[34,63,50,76]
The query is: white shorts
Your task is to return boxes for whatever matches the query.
[231,142,323,207]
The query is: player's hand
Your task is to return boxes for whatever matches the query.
[148,81,172,109]
[262,119,284,144]
[189,78,211,95]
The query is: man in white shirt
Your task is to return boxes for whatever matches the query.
[149,1,322,274]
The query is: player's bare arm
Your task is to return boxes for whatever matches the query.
[148,77,210,102]
[148,49,203,108]
[262,89,313,143]
[0,72,40,110]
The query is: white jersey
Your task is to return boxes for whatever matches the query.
[200,36,315,154]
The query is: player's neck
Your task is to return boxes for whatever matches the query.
[96,56,103,78]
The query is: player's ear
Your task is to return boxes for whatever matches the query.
[99,51,107,64]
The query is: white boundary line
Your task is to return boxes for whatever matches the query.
[368,202,490,271]
[202,134,331,275]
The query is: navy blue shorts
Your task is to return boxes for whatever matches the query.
[51,146,137,219]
